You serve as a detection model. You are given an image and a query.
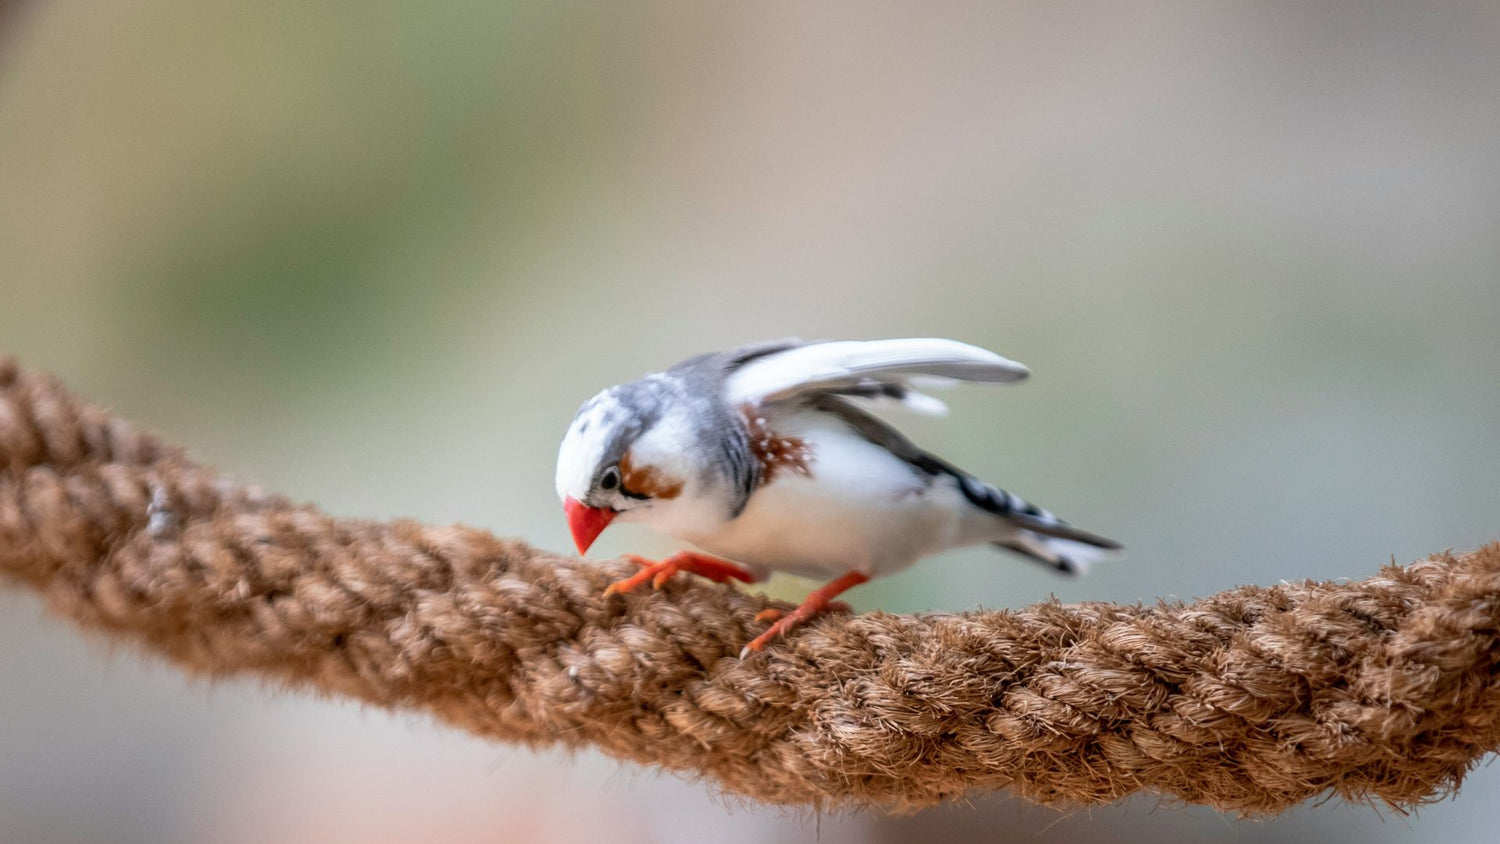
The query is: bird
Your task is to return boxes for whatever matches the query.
[554,338,1121,655]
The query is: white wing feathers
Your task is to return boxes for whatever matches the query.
[725,338,1030,409]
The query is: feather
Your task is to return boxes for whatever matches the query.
[827,379,951,416]
[724,338,1030,407]
[994,533,1121,576]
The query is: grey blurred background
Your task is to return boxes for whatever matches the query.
[2,2,1498,842]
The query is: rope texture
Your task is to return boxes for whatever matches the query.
[2,354,1498,813]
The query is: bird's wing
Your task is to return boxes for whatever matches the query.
[723,338,1029,409]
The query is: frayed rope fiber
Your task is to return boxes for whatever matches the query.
[2,354,1499,814]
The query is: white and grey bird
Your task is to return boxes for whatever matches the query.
[555,338,1120,653]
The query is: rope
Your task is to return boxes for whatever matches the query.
[2,353,1498,814]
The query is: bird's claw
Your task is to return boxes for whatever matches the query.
[604,551,756,596]
[742,612,808,654]
[604,555,675,595]
[651,565,679,589]
[740,572,869,657]
[753,601,850,623]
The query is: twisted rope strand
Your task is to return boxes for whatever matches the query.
[1,354,1498,813]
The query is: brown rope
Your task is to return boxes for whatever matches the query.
[2,353,1498,814]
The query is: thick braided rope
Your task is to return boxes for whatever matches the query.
[2,354,1498,814]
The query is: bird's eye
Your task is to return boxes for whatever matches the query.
[599,466,621,491]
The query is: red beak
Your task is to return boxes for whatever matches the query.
[565,497,616,555]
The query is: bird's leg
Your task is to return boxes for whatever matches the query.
[742,571,870,656]
[753,602,851,623]
[604,550,758,595]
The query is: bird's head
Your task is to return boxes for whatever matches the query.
[555,382,692,554]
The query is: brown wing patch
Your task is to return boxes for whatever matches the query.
[741,404,813,485]
[618,452,684,499]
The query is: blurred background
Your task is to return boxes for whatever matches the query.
[2,1,1498,841]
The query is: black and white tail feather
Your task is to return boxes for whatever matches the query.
[953,473,1121,575]
[901,444,1120,576]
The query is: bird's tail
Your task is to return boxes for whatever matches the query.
[951,473,1121,549]
[943,471,1122,575]
[992,531,1120,576]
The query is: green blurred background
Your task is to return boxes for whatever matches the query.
[2,2,1498,842]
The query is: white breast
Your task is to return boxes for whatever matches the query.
[676,409,968,580]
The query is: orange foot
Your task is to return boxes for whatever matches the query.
[753,602,852,623]
[742,571,870,657]
[604,550,758,596]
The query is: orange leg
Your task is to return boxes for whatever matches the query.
[603,550,758,596]
[753,601,852,623]
[742,571,870,656]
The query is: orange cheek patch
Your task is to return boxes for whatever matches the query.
[619,452,684,499]
[741,404,813,485]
